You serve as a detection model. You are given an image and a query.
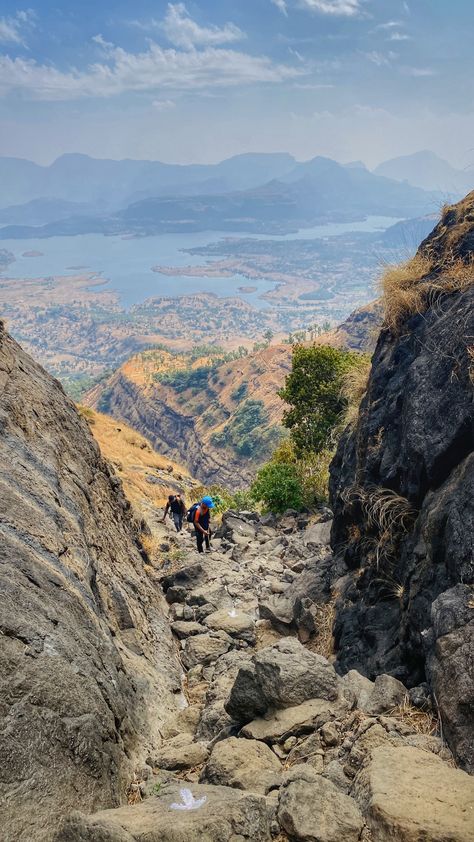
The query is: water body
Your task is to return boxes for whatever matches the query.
[0,216,399,309]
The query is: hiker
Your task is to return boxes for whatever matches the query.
[162,493,186,532]
[190,495,214,553]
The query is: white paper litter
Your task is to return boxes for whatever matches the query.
[170,788,207,811]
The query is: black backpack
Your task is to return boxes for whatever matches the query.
[186,502,199,523]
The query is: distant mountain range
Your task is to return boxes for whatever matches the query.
[374,150,474,196]
[0,152,298,211]
[0,154,438,239]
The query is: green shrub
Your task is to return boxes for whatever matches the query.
[251,462,303,514]
[278,344,360,456]
[230,381,248,401]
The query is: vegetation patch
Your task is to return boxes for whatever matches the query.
[380,228,474,334]
[211,399,282,459]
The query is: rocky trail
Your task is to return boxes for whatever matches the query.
[56,508,474,842]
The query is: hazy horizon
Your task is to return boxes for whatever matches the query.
[1,1,473,169]
[0,147,467,173]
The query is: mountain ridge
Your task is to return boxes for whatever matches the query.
[0,156,437,238]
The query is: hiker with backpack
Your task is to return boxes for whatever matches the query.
[187,495,214,553]
[162,493,187,533]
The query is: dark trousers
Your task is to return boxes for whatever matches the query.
[172,512,183,532]
[196,529,211,553]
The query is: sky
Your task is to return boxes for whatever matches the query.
[0,0,473,168]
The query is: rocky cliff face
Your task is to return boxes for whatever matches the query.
[0,323,180,842]
[329,194,474,771]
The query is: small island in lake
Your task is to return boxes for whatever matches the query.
[22,250,44,257]
[237,285,257,293]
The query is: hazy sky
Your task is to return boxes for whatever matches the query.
[0,0,473,167]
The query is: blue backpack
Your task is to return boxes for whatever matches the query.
[186,503,199,523]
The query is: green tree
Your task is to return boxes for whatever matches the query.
[251,462,302,514]
[278,344,358,456]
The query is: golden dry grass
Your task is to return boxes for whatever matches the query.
[305,598,337,660]
[77,405,197,509]
[379,254,434,333]
[341,355,372,427]
[379,247,474,335]
[388,694,438,736]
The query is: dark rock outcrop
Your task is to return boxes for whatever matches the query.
[0,323,180,841]
[329,194,474,771]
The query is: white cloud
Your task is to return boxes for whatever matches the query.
[271,0,288,15]
[364,50,397,67]
[374,20,402,30]
[402,66,436,77]
[389,32,411,41]
[0,9,35,45]
[162,3,243,50]
[297,0,363,16]
[152,98,176,111]
[0,42,304,101]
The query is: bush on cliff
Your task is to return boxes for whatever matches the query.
[278,344,360,456]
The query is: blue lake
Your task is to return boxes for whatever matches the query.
[0,216,400,309]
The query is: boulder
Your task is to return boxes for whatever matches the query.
[226,639,338,723]
[153,738,209,771]
[161,706,203,740]
[278,778,364,842]
[201,737,281,793]
[54,784,273,842]
[322,760,351,794]
[286,732,322,767]
[259,557,336,636]
[196,650,251,741]
[303,521,332,547]
[161,564,205,593]
[363,674,407,715]
[204,609,255,642]
[279,765,322,787]
[339,670,374,710]
[241,697,349,743]
[353,745,474,841]
[426,583,474,772]
[182,633,232,669]
[171,621,206,639]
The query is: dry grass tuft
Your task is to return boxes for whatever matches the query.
[388,694,438,736]
[341,355,372,427]
[341,485,417,571]
[379,248,474,335]
[379,254,433,333]
[305,597,337,660]
[140,532,186,571]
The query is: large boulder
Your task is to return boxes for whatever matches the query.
[54,784,273,842]
[259,557,335,634]
[182,632,232,669]
[353,745,474,841]
[425,583,474,772]
[201,737,281,793]
[226,638,338,723]
[278,778,364,842]
[152,737,209,771]
[204,608,255,642]
[241,697,349,744]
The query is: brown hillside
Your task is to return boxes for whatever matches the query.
[86,343,292,489]
[85,303,382,488]
[77,406,199,513]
